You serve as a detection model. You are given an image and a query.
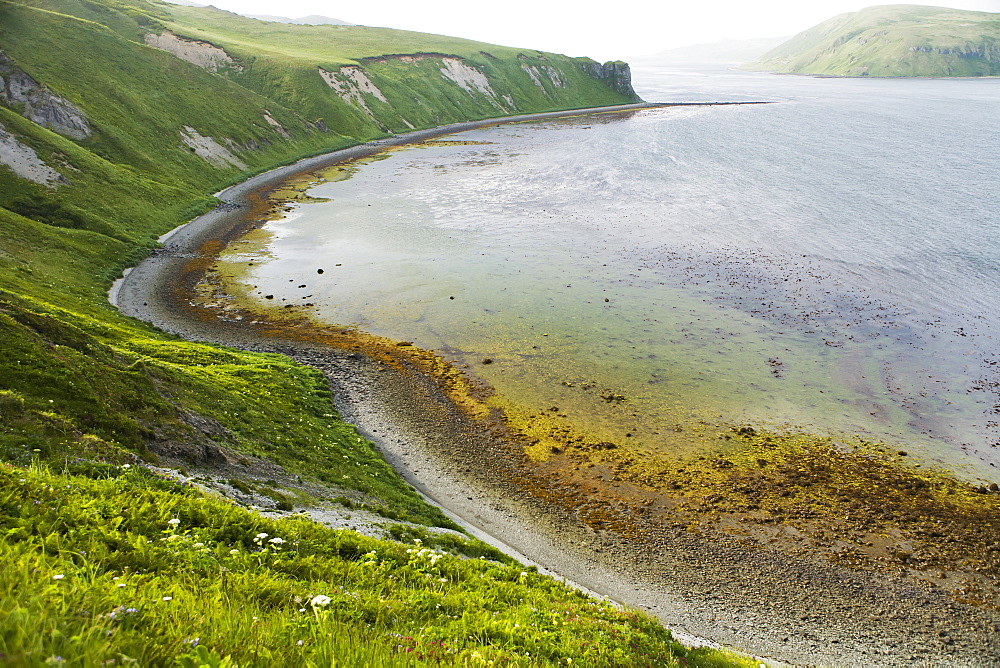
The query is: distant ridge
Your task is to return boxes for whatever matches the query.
[244,14,353,26]
[748,4,1000,77]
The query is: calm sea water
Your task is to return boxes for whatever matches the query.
[219,65,1000,481]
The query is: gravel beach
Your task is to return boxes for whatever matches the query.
[114,105,1000,666]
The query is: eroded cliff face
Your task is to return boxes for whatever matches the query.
[0,51,91,140]
[0,119,67,186]
[439,57,516,112]
[580,60,639,101]
[319,66,392,117]
[179,125,247,169]
[144,31,243,74]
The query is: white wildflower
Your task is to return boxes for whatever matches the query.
[310,594,332,608]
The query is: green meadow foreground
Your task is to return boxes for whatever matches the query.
[0,461,748,665]
[0,0,751,663]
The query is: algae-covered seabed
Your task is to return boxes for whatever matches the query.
[199,109,1000,609]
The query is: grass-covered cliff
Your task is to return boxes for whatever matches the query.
[0,0,745,664]
[748,4,1000,77]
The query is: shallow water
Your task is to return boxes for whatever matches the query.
[216,66,1000,481]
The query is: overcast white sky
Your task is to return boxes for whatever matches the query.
[201,0,1000,61]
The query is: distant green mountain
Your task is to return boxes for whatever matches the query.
[748,4,1000,77]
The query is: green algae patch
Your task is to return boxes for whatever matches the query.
[207,270,1000,611]
[265,160,366,202]
[420,140,495,147]
[526,421,1000,608]
[489,395,602,464]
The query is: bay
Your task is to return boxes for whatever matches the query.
[215,65,1000,481]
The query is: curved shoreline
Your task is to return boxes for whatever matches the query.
[115,104,1000,666]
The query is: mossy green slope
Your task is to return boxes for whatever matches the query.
[156,4,639,131]
[748,4,1000,77]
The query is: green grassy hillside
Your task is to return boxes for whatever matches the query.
[0,0,716,663]
[748,4,1000,77]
